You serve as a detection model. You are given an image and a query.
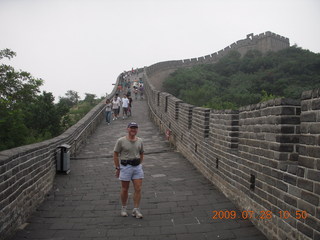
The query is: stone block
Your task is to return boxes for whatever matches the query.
[312,89,319,98]
[301,101,310,111]
[288,185,301,198]
[297,199,315,215]
[280,126,295,134]
[307,146,320,158]
[314,231,320,240]
[309,123,320,134]
[270,143,294,152]
[276,180,288,192]
[311,99,320,110]
[301,112,317,122]
[301,90,313,101]
[283,174,297,185]
[290,152,299,162]
[297,178,313,192]
[274,152,290,161]
[259,157,278,168]
[305,215,320,233]
[298,156,315,168]
[301,190,319,206]
[300,135,316,145]
[307,169,320,182]
[297,222,313,238]
[271,169,284,179]
[297,167,305,177]
[276,135,299,143]
[283,194,297,207]
[280,116,300,124]
[275,98,300,106]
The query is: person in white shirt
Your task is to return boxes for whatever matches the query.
[112,96,120,120]
[116,93,122,118]
[122,95,130,119]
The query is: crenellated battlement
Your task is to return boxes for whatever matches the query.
[143,37,319,239]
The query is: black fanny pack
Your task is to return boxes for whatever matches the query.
[121,159,140,166]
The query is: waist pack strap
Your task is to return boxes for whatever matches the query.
[121,159,140,166]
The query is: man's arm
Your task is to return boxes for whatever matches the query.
[114,151,120,169]
[140,152,144,164]
[114,151,120,178]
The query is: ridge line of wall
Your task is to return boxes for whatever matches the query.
[145,31,290,91]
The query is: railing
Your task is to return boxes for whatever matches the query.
[73,103,106,157]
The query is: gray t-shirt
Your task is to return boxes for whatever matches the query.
[105,103,112,112]
[114,136,144,160]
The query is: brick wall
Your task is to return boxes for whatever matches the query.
[296,89,320,239]
[144,67,320,239]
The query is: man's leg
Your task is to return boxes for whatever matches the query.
[107,111,111,123]
[120,181,130,216]
[132,179,142,207]
[132,179,143,218]
[121,181,130,206]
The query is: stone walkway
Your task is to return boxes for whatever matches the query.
[10,83,267,239]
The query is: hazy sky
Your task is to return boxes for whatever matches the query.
[1,0,319,100]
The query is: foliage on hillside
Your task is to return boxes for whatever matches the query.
[163,46,320,109]
[0,49,103,151]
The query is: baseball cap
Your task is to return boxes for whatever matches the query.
[127,122,138,128]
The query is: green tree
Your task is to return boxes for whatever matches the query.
[65,90,80,106]
[0,49,43,150]
[0,108,28,150]
[58,96,75,109]
[83,93,97,105]
[24,91,62,139]
[163,46,320,110]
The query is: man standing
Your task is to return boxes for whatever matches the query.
[113,122,144,218]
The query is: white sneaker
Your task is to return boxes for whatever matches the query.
[121,206,128,217]
[132,208,143,219]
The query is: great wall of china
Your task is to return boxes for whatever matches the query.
[1,31,319,240]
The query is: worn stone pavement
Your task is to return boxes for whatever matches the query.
[10,82,267,240]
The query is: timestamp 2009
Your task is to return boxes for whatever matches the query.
[212,210,308,220]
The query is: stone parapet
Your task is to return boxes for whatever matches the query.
[144,67,319,240]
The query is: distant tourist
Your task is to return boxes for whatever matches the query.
[116,93,122,118]
[139,84,144,100]
[128,95,133,117]
[122,95,129,119]
[112,95,120,120]
[105,99,112,125]
[134,86,138,100]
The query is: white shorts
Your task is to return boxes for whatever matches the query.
[119,164,144,181]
